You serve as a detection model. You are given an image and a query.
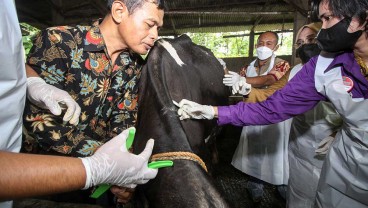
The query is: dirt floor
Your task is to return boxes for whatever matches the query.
[14,125,286,208]
[212,125,286,208]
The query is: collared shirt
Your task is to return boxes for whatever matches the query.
[23,20,144,157]
[218,51,368,126]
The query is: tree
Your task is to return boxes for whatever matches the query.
[185,31,293,58]
[20,23,40,56]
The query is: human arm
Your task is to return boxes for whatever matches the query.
[222,71,251,95]
[0,128,157,201]
[0,151,86,201]
[244,70,290,103]
[23,98,101,156]
[245,59,291,88]
[26,71,81,125]
[110,186,135,204]
[26,64,39,77]
[245,75,277,88]
[178,61,326,126]
[217,62,324,126]
[24,30,80,125]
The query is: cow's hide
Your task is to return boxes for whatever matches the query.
[133,34,231,208]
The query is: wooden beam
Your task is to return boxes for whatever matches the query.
[282,0,308,17]
[223,29,294,38]
[165,11,294,16]
[167,1,281,11]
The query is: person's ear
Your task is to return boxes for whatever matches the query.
[111,1,128,23]
[274,44,280,51]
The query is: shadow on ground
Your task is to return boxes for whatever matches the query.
[212,125,286,208]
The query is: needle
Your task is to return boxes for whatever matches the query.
[172,100,180,108]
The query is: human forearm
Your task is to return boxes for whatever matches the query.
[245,71,289,103]
[213,106,218,118]
[25,64,39,77]
[0,151,86,201]
[246,75,276,88]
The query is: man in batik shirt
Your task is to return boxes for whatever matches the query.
[23,20,144,157]
[21,0,164,204]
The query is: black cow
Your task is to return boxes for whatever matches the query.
[133,34,230,207]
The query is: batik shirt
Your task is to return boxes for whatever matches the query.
[239,57,290,81]
[23,20,144,157]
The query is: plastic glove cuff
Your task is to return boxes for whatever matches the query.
[80,157,93,190]
[27,76,46,86]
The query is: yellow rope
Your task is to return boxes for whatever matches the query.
[151,151,208,172]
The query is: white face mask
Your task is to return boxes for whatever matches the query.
[256,46,274,60]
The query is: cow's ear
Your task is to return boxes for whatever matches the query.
[111,0,128,23]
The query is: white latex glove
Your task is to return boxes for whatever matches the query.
[217,58,227,70]
[177,99,215,120]
[223,71,242,87]
[27,77,81,125]
[81,127,158,189]
[232,78,251,95]
[315,136,335,155]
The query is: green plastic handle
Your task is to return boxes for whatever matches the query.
[90,129,174,199]
[126,128,136,149]
[148,160,174,169]
[90,184,110,199]
[90,128,136,199]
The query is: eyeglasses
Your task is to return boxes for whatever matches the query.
[294,36,317,48]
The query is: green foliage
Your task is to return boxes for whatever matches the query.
[174,31,294,58]
[20,23,40,56]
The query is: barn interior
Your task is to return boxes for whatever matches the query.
[14,0,313,207]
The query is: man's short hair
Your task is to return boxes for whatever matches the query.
[107,0,165,14]
[258,31,279,45]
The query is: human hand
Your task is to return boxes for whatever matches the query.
[177,99,215,120]
[81,127,158,189]
[217,58,227,70]
[223,71,242,87]
[232,78,251,95]
[111,186,135,205]
[315,136,335,155]
[26,77,81,125]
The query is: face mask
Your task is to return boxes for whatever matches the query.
[317,18,363,53]
[256,46,274,60]
[296,43,321,64]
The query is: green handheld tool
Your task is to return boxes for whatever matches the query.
[148,160,174,168]
[90,128,173,199]
[125,128,136,150]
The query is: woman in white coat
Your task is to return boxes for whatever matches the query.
[287,22,342,208]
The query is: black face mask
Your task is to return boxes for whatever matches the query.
[296,43,321,64]
[317,18,362,53]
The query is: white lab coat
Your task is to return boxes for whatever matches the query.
[286,64,342,208]
[0,1,27,207]
[314,55,368,207]
[232,55,291,185]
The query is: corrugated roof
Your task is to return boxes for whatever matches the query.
[15,0,305,36]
